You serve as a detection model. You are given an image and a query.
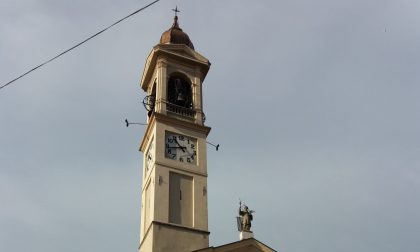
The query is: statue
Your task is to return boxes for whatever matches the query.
[238,200,254,232]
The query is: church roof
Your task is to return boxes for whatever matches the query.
[192,238,277,252]
[160,15,195,50]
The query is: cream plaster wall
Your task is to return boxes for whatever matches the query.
[139,223,209,252]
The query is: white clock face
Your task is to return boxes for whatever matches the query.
[146,140,154,171]
[165,132,197,164]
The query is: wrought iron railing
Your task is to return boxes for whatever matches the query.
[166,102,196,118]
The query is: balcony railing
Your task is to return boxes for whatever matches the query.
[166,102,196,118]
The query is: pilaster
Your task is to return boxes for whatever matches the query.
[155,59,167,114]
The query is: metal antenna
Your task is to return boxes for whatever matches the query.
[206,141,220,151]
[125,119,147,127]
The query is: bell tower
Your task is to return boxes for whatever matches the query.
[138,13,211,252]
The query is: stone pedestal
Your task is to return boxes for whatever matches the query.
[239,230,254,240]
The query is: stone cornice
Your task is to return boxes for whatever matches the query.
[154,112,211,135]
[153,221,210,235]
[140,44,210,91]
[139,112,211,152]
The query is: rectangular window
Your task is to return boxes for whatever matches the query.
[169,172,193,226]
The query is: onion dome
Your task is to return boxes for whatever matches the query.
[160,16,194,50]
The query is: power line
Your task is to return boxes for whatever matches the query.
[0,0,160,91]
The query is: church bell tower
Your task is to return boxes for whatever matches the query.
[138,13,211,252]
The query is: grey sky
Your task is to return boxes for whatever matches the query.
[1,0,420,252]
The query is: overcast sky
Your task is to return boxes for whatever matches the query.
[1,0,420,252]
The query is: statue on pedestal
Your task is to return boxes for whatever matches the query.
[237,200,255,232]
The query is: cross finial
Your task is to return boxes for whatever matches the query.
[172,6,180,17]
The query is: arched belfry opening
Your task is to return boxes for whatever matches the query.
[146,81,156,117]
[167,74,193,109]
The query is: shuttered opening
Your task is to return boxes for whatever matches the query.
[169,172,193,226]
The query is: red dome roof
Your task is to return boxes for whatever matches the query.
[160,16,194,50]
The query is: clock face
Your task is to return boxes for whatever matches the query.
[146,140,154,171]
[165,132,197,164]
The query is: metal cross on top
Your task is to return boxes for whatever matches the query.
[172,6,180,17]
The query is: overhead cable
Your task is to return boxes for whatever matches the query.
[0,0,160,91]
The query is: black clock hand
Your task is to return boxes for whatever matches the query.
[174,138,186,152]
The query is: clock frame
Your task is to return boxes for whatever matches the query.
[165,132,197,164]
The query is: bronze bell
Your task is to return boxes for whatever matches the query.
[177,92,186,103]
